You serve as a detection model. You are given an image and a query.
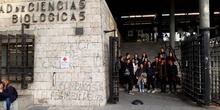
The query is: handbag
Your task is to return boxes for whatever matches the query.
[173,76,181,85]
[124,68,130,76]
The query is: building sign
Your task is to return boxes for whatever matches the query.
[61,56,69,68]
[0,0,86,23]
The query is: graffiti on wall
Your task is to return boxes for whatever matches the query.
[37,81,104,103]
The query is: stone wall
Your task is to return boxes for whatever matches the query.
[0,0,119,107]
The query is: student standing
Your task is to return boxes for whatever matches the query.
[135,64,146,92]
[124,59,134,95]
[167,60,178,94]
[146,61,156,93]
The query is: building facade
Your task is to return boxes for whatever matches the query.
[0,0,119,107]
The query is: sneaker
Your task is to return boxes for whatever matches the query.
[152,90,156,93]
[129,92,135,95]
[139,90,142,92]
[142,90,145,93]
[168,91,171,94]
[147,90,151,93]
[133,86,136,89]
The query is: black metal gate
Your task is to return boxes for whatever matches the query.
[108,36,119,104]
[181,32,220,105]
[210,37,220,105]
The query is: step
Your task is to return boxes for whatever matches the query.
[0,95,34,110]
[119,85,182,92]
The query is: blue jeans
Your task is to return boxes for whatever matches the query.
[138,80,144,91]
[0,97,11,110]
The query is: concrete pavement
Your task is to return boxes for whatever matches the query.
[94,91,219,110]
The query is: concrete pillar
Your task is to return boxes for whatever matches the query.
[199,0,210,106]
[170,0,175,49]
[210,0,215,37]
[157,10,163,42]
[200,0,210,28]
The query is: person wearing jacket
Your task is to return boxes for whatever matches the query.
[119,56,126,85]
[131,58,138,89]
[124,59,134,95]
[159,60,167,93]
[146,61,156,93]
[151,57,160,89]
[158,47,167,59]
[135,64,146,92]
[0,79,18,110]
[166,52,176,63]
[140,52,148,64]
[167,60,178,94]
[134,54,141,67]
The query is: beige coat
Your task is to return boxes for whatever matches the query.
[137,72,147,85]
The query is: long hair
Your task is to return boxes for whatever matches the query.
[3,79,10,90]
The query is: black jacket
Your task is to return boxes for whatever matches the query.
[167,64,178,77]
[1,86,18,103]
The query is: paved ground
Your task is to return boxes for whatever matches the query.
[94,91,219,110]
[29,90,220,110]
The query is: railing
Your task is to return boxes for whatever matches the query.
[181,35,206,104]
[181,32,219,105]
[210,36,220,105]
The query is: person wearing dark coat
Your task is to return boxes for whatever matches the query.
[166,52,176,63]
[151,57,160,88]
[158,60,167,93]
[124,53,131,63]
[167,60,178,93]
[158,47,167,60]
[119,56,126,85]
[124,59,134,95]
[0,79,18,110]
[140,52,148,64]
[146,61,156,93]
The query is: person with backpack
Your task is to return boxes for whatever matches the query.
[124,59,135,95]
[0,79,18,110]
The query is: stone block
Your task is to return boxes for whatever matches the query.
[0,95,33,110]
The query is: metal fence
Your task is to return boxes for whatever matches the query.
[181,33,220,105]
[108,36,119,104]
[210,37,220,104]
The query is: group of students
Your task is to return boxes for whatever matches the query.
[119,47,179,95]
[0,79,18,110]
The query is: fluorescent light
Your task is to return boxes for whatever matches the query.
[121,16,129,18]
[130,15,136,18]
[123,23,129,25]
[214,12,220,14]
[175,13,186,16]
[188,13,199,15]
[143,14,155,17]
[162,14,170,16]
